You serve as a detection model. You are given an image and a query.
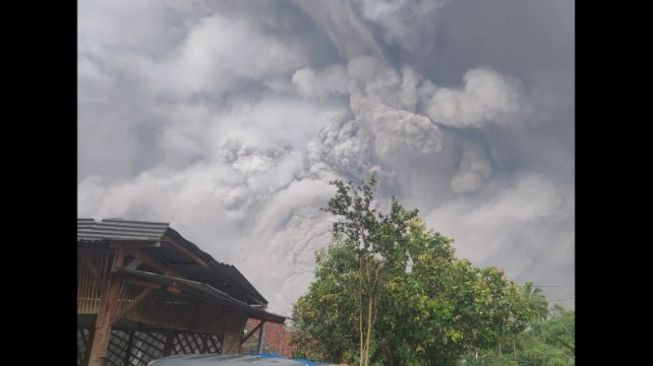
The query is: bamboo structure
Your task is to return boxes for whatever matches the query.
[77,219,284,366]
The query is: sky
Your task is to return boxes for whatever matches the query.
[78,0,575,316]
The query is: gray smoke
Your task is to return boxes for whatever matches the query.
[78,0,575,314]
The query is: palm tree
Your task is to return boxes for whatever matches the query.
[521,281,549,321]
[510,282,549,360]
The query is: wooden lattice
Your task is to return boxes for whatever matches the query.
[204,334,224,354]
[82,329,224,366]
[78,247,233,366]
[77,327,92,365]
[172,332,202,354]
[105,330,132,366]
[78,251,114,314]
[170,332,223,355]
[127,331,167,366]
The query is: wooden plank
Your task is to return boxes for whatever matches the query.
[118,276,183,294]
[78,245,113,257]
[202,334,209,353]
[87,276,122,366]
[201,311,228,327]
[162,284,183,294]
[123,331,134,366]
[256,321,266,353]
[112,287,153,322]
[124,258,143,270]
[163,331,174,356]
[109,241,161,248]
[121,248,183,278]
[111,248,126,274]
[79,255,107,294]
[117,277,161,290]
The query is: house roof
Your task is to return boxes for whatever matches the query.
[119,268,286,323]
[78,218,268,306]
[77,217,169,242]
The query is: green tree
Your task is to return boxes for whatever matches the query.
[521,282,549,322]
[538,305,575,356]
[463,306,575,366]
[292,177,536,365]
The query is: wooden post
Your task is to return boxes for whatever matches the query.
[163,331,175,356]
[256,321,266,354]
[202,334,210,354]
[123,331,134,366]
[87,249,125,366]
[240,321,263,345]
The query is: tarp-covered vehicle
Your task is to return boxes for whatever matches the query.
[147,354,334,366]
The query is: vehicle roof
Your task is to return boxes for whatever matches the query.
[148,354,316,366]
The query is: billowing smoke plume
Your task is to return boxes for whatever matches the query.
[78,0,575,314]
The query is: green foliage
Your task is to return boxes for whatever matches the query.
[520,282,549,322]
[462,306,575,366]
[292,177,549,365]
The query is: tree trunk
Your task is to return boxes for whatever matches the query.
[364,296,374,366]
[359,256,364,366]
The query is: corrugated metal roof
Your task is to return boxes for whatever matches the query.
[165,227,269,306]
[119,268,286,324]
[78,218,269,306]
[78,218,169,242]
